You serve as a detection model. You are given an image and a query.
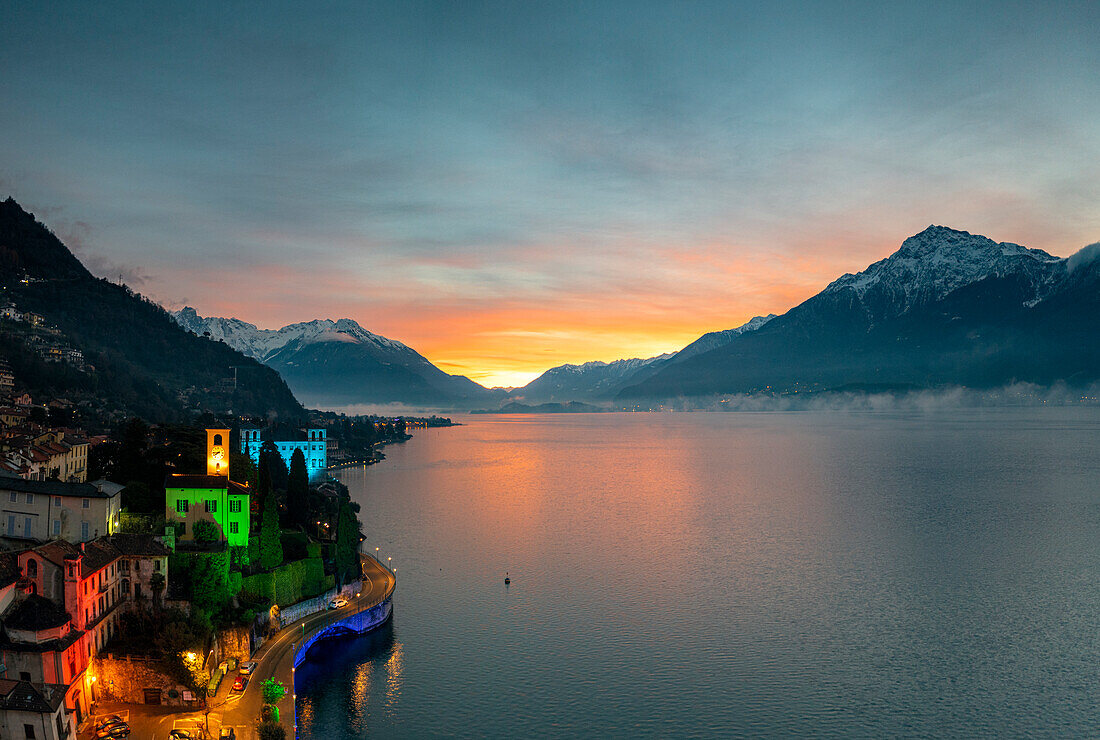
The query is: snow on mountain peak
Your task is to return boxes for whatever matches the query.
[823,226,1063,314]
[172,309,414,361]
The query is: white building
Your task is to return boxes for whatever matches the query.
[240,428,327,482]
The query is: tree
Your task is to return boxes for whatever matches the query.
[286,449,309,529]
[259,488,283,571]
[257,723,286,740]
[334,500,361,585]
[260,440,288,492]
[261,678,286,705]
[150,571,165,609]
[188,550,232,616]
[192,519,219,542]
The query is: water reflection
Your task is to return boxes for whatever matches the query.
[303,410,1100,738]
[294,621,399,736]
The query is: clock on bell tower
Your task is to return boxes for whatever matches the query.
[207,428,231,476]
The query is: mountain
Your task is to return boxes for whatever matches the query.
[620,226,1100,399]
[173,309,498,408]
[666,314,777,362]
[509,354,672,404]
[509,314,777,404]
[0,198,305,423]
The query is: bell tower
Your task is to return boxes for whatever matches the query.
[206,428,230,477]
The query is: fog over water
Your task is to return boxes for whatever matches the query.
[296,410,1100,738]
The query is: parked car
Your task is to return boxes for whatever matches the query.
[238,661,258,676]
[328,597,348,609]
[96,725,130,739]
[95,717,127,732]
[232,675,249,692]
[168,731,193,740]
[219,728,236,740]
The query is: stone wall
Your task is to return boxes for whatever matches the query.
[92,655,198,706]
[216,625,251,665]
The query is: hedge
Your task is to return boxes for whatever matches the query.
[240,555,330,606]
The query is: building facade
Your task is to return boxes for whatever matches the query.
[0,479,122,544]
[240,427,327,481]
[164,429,250,547]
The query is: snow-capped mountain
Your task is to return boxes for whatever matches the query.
[173,308,496,408]
[670,314,777,362]
[174,309,416,362]
[822,226,1065,319]
[511,315,777,403]
[621,226,1100,398]
[512,353,674,404]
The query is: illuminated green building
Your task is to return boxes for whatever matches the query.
[163,429,251,548]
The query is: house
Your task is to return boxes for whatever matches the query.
[107,534,170,606]
[0,479,123,544]
[164,429,250,548]
[240,426,327,481]
[0,679,75,740]
[0,537,127,728]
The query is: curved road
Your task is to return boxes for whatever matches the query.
[211,553,396,740]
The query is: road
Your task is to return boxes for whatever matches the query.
[85,554,396,740]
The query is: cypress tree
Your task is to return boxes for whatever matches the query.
[287,448,309,529]
[259,487,283,571]
[334,500,361,584]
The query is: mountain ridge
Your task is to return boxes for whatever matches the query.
[174,308,498,408]
[619,226,1099,399]
[0,198,305,423]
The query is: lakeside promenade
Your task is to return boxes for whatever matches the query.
[86,553,395,740]
[235,552,396,739]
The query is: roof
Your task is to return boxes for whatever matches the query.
[80,539,121,577]
[0,552,19,589]
[0,679,68,713]
[0,477,122,499]
[4,594,72,631]
[30,539,81,569]
[165,475,250,495]
[106,533,170,557]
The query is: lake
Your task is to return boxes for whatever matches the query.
[295,409,1100,738]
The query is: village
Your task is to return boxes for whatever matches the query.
[0,360,390,740]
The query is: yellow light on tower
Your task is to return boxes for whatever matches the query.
[206,428,230,476]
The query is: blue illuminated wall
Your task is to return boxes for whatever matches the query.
[241,427,327,482]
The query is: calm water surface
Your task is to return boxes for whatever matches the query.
[295,410,1100,738]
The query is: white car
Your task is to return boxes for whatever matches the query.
[238,661,258,676]
[328,597,349,609]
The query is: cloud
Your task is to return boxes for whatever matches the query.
[1067,242,1100,273]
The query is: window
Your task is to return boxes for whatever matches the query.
[176,500,189,514]
[19,671,30,681]
[205,500,217,513]
[229,500,242,513]
[82,498,89,509]
[24,517,32,534]
[27,559,37,578]
[179,522,186,536]
[6,515,14,534]
[53,519,61,536]
[81,521,89,539]
[8,492,15,503]
[25,493,33,504]
[229,522,239,534]
[120,560,129,574]
[54,496,61,506]
[213,433,223,446]
[154,560,162,572]
[24,722,35,739]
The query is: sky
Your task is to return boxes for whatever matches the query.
[2,1,1099,387]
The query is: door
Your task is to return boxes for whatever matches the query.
[143,688,162,705]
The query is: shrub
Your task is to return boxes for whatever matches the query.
[261,678,286,705]
[258,721,285,740]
